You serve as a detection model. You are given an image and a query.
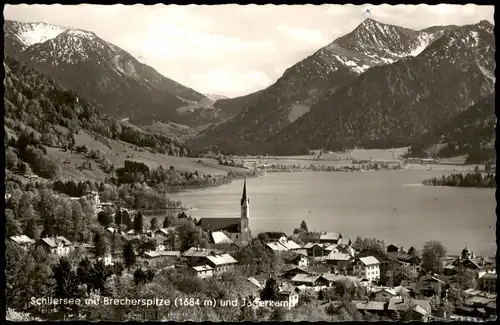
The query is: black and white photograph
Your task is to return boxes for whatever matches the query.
[3,3,496,322]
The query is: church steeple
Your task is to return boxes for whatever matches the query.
[241,178,247,207]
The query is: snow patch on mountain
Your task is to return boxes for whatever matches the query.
[13,22,68,48]
[204,94,229,101]
[409,32,434,56]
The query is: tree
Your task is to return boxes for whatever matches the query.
[257,233,269,243]
[455,265,478,290]
[77,257,95,293]
[6,209,22,237]
[270,307,286,321]
[122,210,132,229]
[177,219,208,252]
[97,211,113,227]
[150,217,159,232]
[94,232,110,258]
[123,242,136,268]
[260,278,280,301]
[422,240,447,274]
[53,257,79,300]
[300,220,309,232]
[114,208,122,226]
[6,149,19,170]
[163,215,176,228]
[133,211,144,233]
[92,260,112,293]
[408,246,418,256]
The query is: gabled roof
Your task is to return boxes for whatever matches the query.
[480,273,497,280]
[282,251,307,262]
[319,232,342,241]
[295,249,308,256]
[278,240,302,250]
[291,274,320,284]
[266,242,288,251]
[352,300,386,311]
[192,265,213,272]
[375,288,397,296]
[10,235,35,244]
[144,251,181,258]
[338,238,351,246]
[155,227,175,236]
[324,244,339,251]
[40,236,72,248]
[359,256,380,266]
[327,252,352,261]
[183,247,220,257]
[303,242,325,249]
[247,277,262,288]
[211,231,234,244]
[198,218,241,233]
[205,254,238,266]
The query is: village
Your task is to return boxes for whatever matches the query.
[7,180,497,322]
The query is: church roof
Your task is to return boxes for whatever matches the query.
[198,218,241,233]
[241,178,247,206]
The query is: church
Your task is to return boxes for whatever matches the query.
[197,179,251,243]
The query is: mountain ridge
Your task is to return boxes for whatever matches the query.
[190,18,495,155]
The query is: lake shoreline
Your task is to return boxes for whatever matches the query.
[170,170,495,257]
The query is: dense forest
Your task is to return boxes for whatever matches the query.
[422,172,496,188]
[4,56,190,157]
[406,94,495,164]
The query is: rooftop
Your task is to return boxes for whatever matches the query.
[319,232,342,241]
[359,256,380,266]
[352,300,386,311]
[144,251,180,258]
[10,235,35,244]
[206,253,238,266]
[192,265,213,272]
[266,242,288,251]
[183,247,221,257]
[40,236,72,248]
[211,231,234,244]
[291,274,320,284]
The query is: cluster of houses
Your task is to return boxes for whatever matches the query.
[8,181,496,321]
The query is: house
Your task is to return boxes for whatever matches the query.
[247,277,263,290]
[319,232,342,244]
[281,266,310,279]
[349,256,380,282]
[39,236,73,256]
[387,297,431,321]
[155,227,175,237]
[143,251,181,261]
[277,238,302,250]
[325,252,352,267]
[352,300,386,316]
[387,244,405,257]
[241,278,262,298]
[337,238,352,247]
[197,180,251,243]
[373,288,397,301]
[414,275,446,298]
[204,253,238,275]
[10,235,36,249]
[303,243,327,257]
[183,247,222,266]
[190,265,214,279]
[478,273,497,292]
[279,290,299,308]
[98,253,114,266]
[291,274,328,287]
[282,251,310,268]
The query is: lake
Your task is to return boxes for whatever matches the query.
[169,171,496,256]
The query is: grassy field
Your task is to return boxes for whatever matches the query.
[45,130,248,182]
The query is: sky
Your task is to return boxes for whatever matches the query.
[4,4,495,98]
